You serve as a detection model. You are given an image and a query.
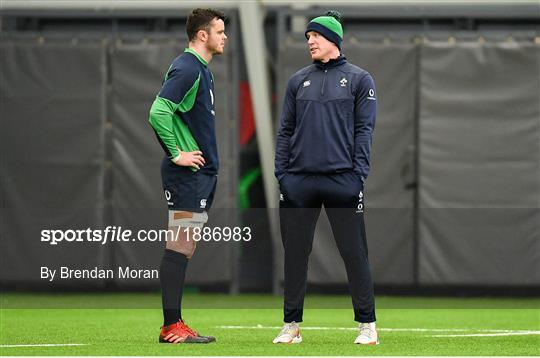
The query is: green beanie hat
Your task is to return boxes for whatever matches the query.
[305,11,343,50]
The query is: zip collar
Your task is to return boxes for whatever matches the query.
[184,48,208,66]
[314,54,346,70]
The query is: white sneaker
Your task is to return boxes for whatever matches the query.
[272,322,302,344]
[354,322,379,345]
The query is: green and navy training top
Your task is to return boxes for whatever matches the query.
[149,48,218,175]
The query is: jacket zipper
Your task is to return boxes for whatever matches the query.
[321,69,327,96]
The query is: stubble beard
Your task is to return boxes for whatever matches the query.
[207,41,224,56]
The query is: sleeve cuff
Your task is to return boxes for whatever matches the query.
[171,152,181,163]
[276,172,286,182]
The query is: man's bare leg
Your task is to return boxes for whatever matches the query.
[166,226,197,258]
[160,211,207,326]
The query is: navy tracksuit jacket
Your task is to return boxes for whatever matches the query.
[275,55,376,182]
[275,55,377,323]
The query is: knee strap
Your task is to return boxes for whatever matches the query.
[168,210,208,228]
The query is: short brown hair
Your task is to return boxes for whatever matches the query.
[186,8,226,42]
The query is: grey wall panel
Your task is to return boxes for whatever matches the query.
[0,42,107,287]
[418,42,540,285]
[276,42,417,285]
[346,44,417,285]
[110,40,238,287]
[275,43,314,286]
[419,208,539,285]
[211,53,238,211]
[109,42,177,288]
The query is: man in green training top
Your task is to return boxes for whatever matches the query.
[148,8,226,344]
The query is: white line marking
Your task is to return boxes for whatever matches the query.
[0,343,88,348]
[217,325,538,334]
[432,331,540,337]
[379,328,522,333]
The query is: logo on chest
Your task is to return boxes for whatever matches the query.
[303,80,311,88]
[340,78,348,87]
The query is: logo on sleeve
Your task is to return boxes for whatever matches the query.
[303,80,311,88]
[367,89,376,100]
[340,78,348,87]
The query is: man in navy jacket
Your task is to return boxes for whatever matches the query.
[274,11,379,345]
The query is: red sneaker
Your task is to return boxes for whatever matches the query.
[159,320,215,344]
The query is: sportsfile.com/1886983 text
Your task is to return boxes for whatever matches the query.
[40,226,252,246]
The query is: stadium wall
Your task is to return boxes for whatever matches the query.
[1,7,538,293]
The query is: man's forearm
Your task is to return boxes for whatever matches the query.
[149,96,180,159]
[353,130,372,181]
[275,133,291,180]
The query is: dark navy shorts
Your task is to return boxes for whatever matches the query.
[160,157,217,213]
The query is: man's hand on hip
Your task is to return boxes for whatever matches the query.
[173,150,205,170]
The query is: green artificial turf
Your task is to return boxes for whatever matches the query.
[1,293,538,356]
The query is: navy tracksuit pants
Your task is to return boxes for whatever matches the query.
[279,171,376,323]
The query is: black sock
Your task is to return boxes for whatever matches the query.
[160,249,188,326]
